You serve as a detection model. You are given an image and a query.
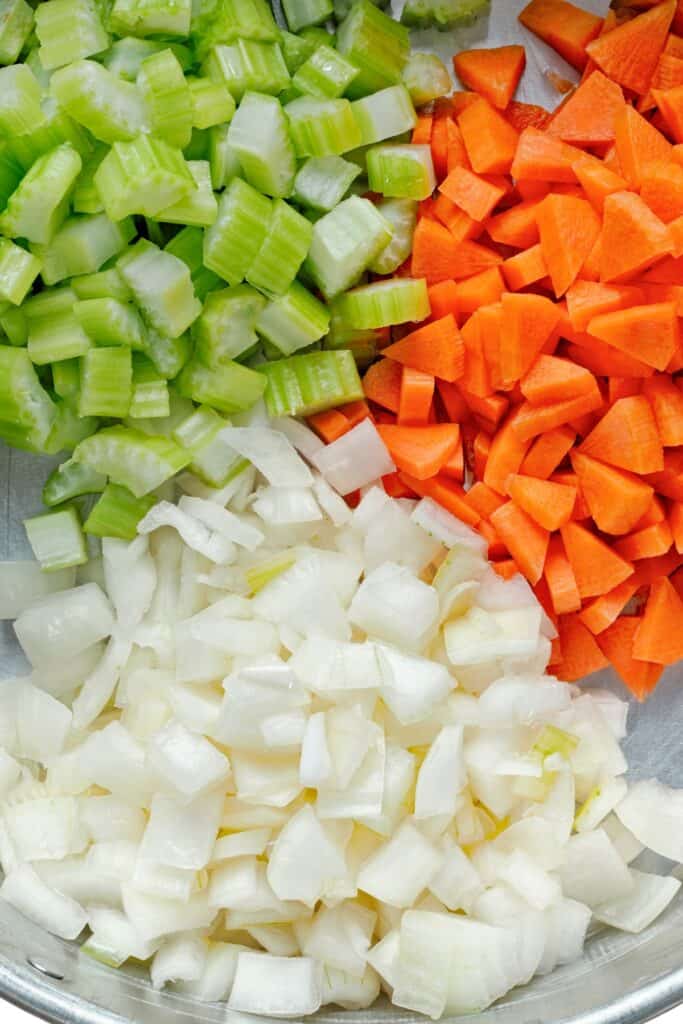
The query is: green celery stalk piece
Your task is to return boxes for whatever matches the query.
[0,65,45,136]
[35,0,110,71]
[292,44,359,99]
[203,177,272,286]
[255,281,330,356]
[305,194,393,298]
[337,0,410,98]
[84,482,157,540]
[292,155,361,212]
[335,276,430,328]
[95,136,195,221]
[79,346,133,418]
[128,352,170,419]
[51,358,81,399]
[227,91,296,198]
[246,200,313,297]
[282,0,333,33]
[0,143,82,245]
[259,349,363,417]
[401,0,490,30]
[71,268,132,302]
[74,424,191,497]
[51,59,148,144]
[5,96,93,173]
[0,346,57,451]
[193,284,266,365]
[188,76,236,129]
[110,0,192,37]
[203,39,290,101]
[208,123,242,190]
[0,240,41,306]
[191,0,280,61]
[402,52,451,105]
[137,47,193,150]
[102,37,192,80]
[43,399,99,455]
[164,226,221,301]
[176,356,266,414]
[74,297,147,348]
[154,159,218,228]
[31,212,136,286]
[24,506,88,571]
[368,197,417,274]
[0,0,34,65]
[117,239,201,339]
[43,457,107,507]
[27,311,91,365]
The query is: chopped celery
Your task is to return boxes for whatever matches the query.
[402,52,451,106]
[129,353,170,419]
[24,285,76,320]
[300,26,336,48]
[34,0,109,71]
[228,92,296,199]
[336,0,410,99]
[351,83,416,145]
[324,312,380,367]
[0,240,41,305]
[533,725,579,759]
[27,312,92,365]
[102,37,192,80]
[51,60,148,144]
[191,0,280,61]
[0,65,45,136]
[188,76,235,129]
[173,403,223,451]
[293,155,361,212]
[285,96,361,157]
[292,44,359,99]
[0,143,82,245]
[0,145,23,211]
[194,284,266,364]
[247,200,313,297]
[164,226,221,301]
[0,346,56,451]
[0,0,34,65]
[203,177,272,285]
[204,39,290,101]
[74,424,191,496]
[74,297,147,348]
[32,213,136,286]
[260,349,363,417]
[141,329,191,379]
[24,506,88,571]
[51,358,81,399]
[173,405,244,486]
[0,307,27,346]
[282,0,332,32]
[43,457,107,507]
[84,482,157,539]
[256,281,330,356]
[79,347,133,418]
[72,145,108,214]
[5,97,93,172]
[401,0,490,31]
[366,142,436,199]
[246,552,296,594]
[334,277,430,328]
[305,195,392,299]
[71,268,132,302]
[95,136,195,221]
[177,356,266,413]
[369,197,417,274]
[138,48,193,150]
[110,0,192,37]
[44,400,100,455]
[118,239,202,338]
[123,387,193,436]
[209,123,242,190]
[24,49,52,90]
[155,160,218,227]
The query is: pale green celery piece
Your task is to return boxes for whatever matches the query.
[292,44,358,100]
[172,404,224,452]
[0,307,27,346]
[0,145,24,211]
[71,268,132,302]
[184,127,211,160]
[334,276,430,328]
[0,143,81,245]
[31,212,136,286]
[142,328,191,379]
[255,280,330,356]
[72,144,108,214]
[103,37,192,81]
[0,65,45,135]
[173,405,244,487]
[305,194,392,299]
[351,83,416,145]
[176,356,266,414]
[369,197,417,274]
[129,352,170,419]
[193,284,266,364]
[402,52,451,106]
[190,0,280,62]
[208,123,242,190]
[203,177,272,285]
[227,92,296,198]
[95,136,194,221]
[282,0,332,32]
[24,506,88,571]
[5,96,93,172]
[0,346,57,451]
[123,387,193,435]
[247,200,313,297]
[0,240,41,305]
[155,160,218,227]
[109,0,192,37]
[118,239,202,338]
[35,0,109,71]
[43,457,107,507]
[280,31,316,75]
[285,96,361,158]
[74,297,146,348]
[324,309,380,368]
[259,348,363,417]
[300,26,335,47]
[401,0,490,31]
[188,76,235,129]
[25,48,52,90]
[24,285,76,320]
[0,0,34,65]
[533,724,579,759]
[366,143,436,199]
[27,311,92,365]
[51,357,80,399]
[138,48,193,150]
[44,400,100,456]
[164,226,221,301]
[203,39,290,101]
[292,155,360,211]
[79,346,133,418]
[75,425,191,497]
[246,552,296,594]
[84,481,156,539]
[51,60,148,144]
[336,0,410,99]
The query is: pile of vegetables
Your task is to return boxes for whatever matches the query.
[1,413,682,1016]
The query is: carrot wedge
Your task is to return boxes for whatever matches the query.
[483,411,532,494]
[614,104,672,189]
[510,385,604,442]
[565,280,645,332]
[544,536,582,616]
[453,45,526,110]
[546,70,625,145]
[554,613,609,681]
[570,451,655,535]
[383,315,465,383]
[457,97,519,175]
[642,374,683,445]
[633,576,683,665]
[580,395,664,474]
[399,472,480,527]
[377,423,461,480]
[397,367,434,425]
[587,302,679,372]
[585,1,676,95]
[498,293,563,386]
[536,193,601,298]
[521,426,576,479]
[490,500,550,584]
[507,474,576,531]
[597,617,664,701]
[579,579,641,635]
[519,0,602,71]
[560,520,634,599]
[363,358,402,413]
[521,354,596,406]
[599,191,672,283]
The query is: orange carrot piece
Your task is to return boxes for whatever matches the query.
[587,301,679,371]
[430,111,450,180]
[570,450,655,535]
[439,166,506,222]
[427,280,459,322]
[478,519,508,560]
[599,191,673,283]
[572,158,627,215]
[640,160,683,223]
[536,193,601,298]
[492,559,521,580]
[504,101,551,132]
[546,70,626,145]
[308,408,351,443]
[597,616,664,700]
[474,302,504,392]
[460,387,510,429]
[441,435,464,480]
[670,500,683,552]
[520,426,576,479]
[567,333,656,378]
[378,423,461,480]
[399,472,481,527]
[498,292,563,386]
[412,113,433,145]
[614,519,674,561]
[502,244,548,291]
[486,199,541,249]
[464,481,506,519]
[397,367,435,425]
[581,395,664,476]
[561,520,634,599]
[511,386,604,442]
[565,280,646,332]
[642,373,683,444]
[454,267,505,315]
[640,49,683,110]
[586,1,676,94]
[551,470,591,520]
[457,97,519,175]
[483,411,532,494]
[459,312,493,398]
[639,253,683,283]
[411,218,502,285]
[554,613,609,680]
[633,494,666,531]
[608,377,643,406]
[383,315,465,383]
[646,449,683,500]
[473,432,491,480]
[490,500,550,584]
[544,536,582,615]
[507,474,577,531]
[521,354,596,406]
[654,82,683,142]
[633,575,683,664]
[432,194,481,242]
[436,379,468,422]
[453,45,527,110]
[510,126,585,183]
[363,358,402,413]
[382,471,416,499]
[445,118,471,177]
[519,0,602,71]
[579,578,641,635]
[615,105,673,189]
[668,213,683,256]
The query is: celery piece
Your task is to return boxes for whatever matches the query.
[351,83,416,145]
[255,281,330,356]
[203,39,290,101]
[300,26,336,47]
[0,240,41,306]
[138,48,193,150]
[95,137,194,221]
[176,357,266,414]
[129,352,170,419]
[402,52,451,106]
[209,123,242,190]
[24,49,52,91]
[337,0,410,99]
[25,507,88,571]
[324,311,380,368]
[369,197,417,274]
[109,0,192,37]
[0,146,23,211]
[43,457,107,507]
[194,284,266,364]
[282,0,332,32]
[533,725,579,759]
[227,92,296,199]
[35,0,109,71]
[172,403,223,452]
[280,31,316,75]
[0,0,34,65]
[84,482,156,539]
[246,552,297,593]
[0,143,81,246]
[71,268,132,302]
[334,277,430,328]
[103,37,191,80]
[43,398,99,455]
[203,177,272,285]
[72,145,107,214]
[184,128,211,161]
[79,347,133,417]
[285,96,361,158]
[118,239,202,339]
[305,195,392,299]
[366,143,436,200]
[142,329,191,379]
[0,346,56,451]
[27,312,92,366]
[5,97,93,173]
[401,0,490,31]
[173,405,244,486]
[188,77,235,130]
[0,308,27,346]
[247,201,313,297]
[74,297,146,348]
[155,160,218,228]
[259,349,362,417]
[51,358,80,399]
[32,213,136,286]
[0,65,45,136]
[51,60,148,144]
[24,285,76,321]
[165,226,221,301]
[191,0,280,62]
[292,45,359,99]
[292,155,360,212]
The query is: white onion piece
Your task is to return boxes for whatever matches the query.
[414,726,465,819]
[411,498,480,550]
[151,933,207,990]
[478,676,571,727]
[559,829,634,907]
[102,536,157,630]
[0,562,76,620]
[147,720,230,799]
[350,563,439,652]
[0,748,21,796]
[312,420,395,495]
[616,779,683,862]
[444,606,542,667]
[139,790,223,870]
[36,855,126,910]
[228,952,322,1017]
[267,804,348,907]
[85,906,161,966]
[321,964,380,1010]
[299,712,332,788]
[79,722,154,806]
[174,942,246,1002]
[178,495,265,550]
[210,828,271,864]
[14,583,114,668]
[593,869,681,934]
[429,837,483,913]
[272,417,325,461]
[71,635,133,730]
[601,812,644,865]
[252,486,322,525]
[357,744,415,837]
[15,682,72,762]
[536,898,591,976]
[5,797,88,862]
[312,472,352,526]
[0,863,87,939]
[138,501,235,565]
[357,821,442,908]
[219,427,313,487]
[122,884,216,941]
[79,795,146,844]
[301,901,375,976]
[575,776,628,833]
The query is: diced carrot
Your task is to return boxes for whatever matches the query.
[586,1,676,94]
[483,411,532,494]
[614,519,674,561]
[459,312,493,398]
[399,472,481,527]
[640,160,683,223]
[454,267,506,315]
[473,431,491,479]
[580,395,664,474]
[510,127,585,183]
[535,193,601,298]
[432,194,482,242]
[308,409,350,443]
[459,387,510,429]
[464,481,506,519]
[643,281,683,316]
[490,500,550,584]
[551,469,591,519]
[640,49,683,110]
[599,191,673,282]
[554,612,609,680]
[486,199,541,248]
[597,616,664,700]
[561,520,634,599]
[565,280,646,332]
[428,280,459,322]
[608,377,642,406]
[412,113,433,145]
[633,575,683,664]
[579,578,641,635]
[633,494,666,531]
[567,333,656,378]
[453,44,526,111]
[397,367,434,425]
[546,70,626,146]
[498,292,563,386]
[511,385,604,442]
[436,379,468,422]
[430,110,450,180]
[544,536,582,615]
[642,373,683,444]
[587,301,679,371]
[639,253,683,283]
[492,559,521,580]
[668,213,683,256]
[411,218,503,285]
[570,450,655,535]
[520,354,596,406]
[478,519,508,559]
[444,118,470,177]
[670,500,683,552]
[507,473,577,531]
[441,435,464,480]
[615,105,673,190]
[653,83,683,142]
[519,0,603,71]
[520,426,576,478]
[382,472,416,499]
[634,547,683,586]
[444,92,479,116]
[646,449,683,500]
[571,159,627,216]
[383,315,465,383]
[457,97,520,175]
[501,244,548,291]
[363,358,402,412]
[377,423,461,480]
[439,166,506,222]
[504,101,551,132]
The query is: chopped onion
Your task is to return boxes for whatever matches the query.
[312,420,395,495]
[616,779,683,862]
[0,863,87,940]
[593,869,681,934]
[219,427,313,487]
[0,562,76,620]
[228,952,322,1017]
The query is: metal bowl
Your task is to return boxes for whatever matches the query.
[2,2,683,1020]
